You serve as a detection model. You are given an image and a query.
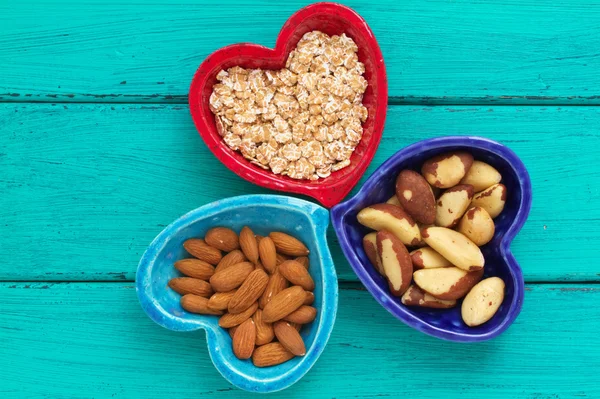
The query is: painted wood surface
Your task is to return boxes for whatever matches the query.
[2,104,599,282]
[2,0,600,104]
[1,282,598,398]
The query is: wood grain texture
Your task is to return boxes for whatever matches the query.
[2,104,599,282]
[1,0,600,103]
[0,282,598,398]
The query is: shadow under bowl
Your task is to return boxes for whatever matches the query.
[136,194,338,392]
[331,136,532,342]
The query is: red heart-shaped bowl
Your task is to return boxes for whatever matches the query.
[189,2,387,208]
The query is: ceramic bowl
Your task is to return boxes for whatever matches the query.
[188,2,388,208]
[331,136,532,342]
[136,195,338,392]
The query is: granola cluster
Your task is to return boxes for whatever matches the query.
[209,31,368,180]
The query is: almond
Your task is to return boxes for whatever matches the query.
[294,256,310,270]
[460,161,502,192]
[276,253,290,266]
[289,322,302,332]
[232,318,256,359]
[259,272,289,309]
[377,230,413,296]
[184,239,222,265]
[421,227,484,271]
[228,269,269,314]
[218,302,258,328]
[471,183,507,219]
[274,321,306,356]
[258,237,277,273]
[269,232,310,256]
[205,227,239,252]
[435,184,474,228]
[395,170,436,224]
[422,151,474,188]
[228,325,238,339]
[362,232,385,275]
[303,291,315,306]
[401,284,457,309]
[209,261,254,292]
[214,249,246,273]
[252,342,295,367]
[168,277,213,297]
[262,286,306,323]
[207,290,237,311]
[283,305,317,324]
[174,258,215,280]
[240,226,259,264]
[279,260,315,291]
[180,294,223,315]
[357,203,421,246]
[253,309,275,346]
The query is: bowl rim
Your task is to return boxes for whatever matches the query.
[331,136,532,342]
[136,194,338,392]
[188,2,388,208]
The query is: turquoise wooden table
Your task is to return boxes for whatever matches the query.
[1,1,600,397]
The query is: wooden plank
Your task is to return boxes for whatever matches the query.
[2,104,600,282]
[1,0,600,103]
[0,282,598,398]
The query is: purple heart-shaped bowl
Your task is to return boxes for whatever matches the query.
[331,136,532,342]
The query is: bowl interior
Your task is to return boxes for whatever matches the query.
[189,3,387,206]
[332,137,531,341]
[137,195,337,391]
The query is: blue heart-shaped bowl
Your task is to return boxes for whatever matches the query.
[136,194,338,392]
[331,136,532,342]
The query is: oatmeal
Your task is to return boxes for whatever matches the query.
[209,30,368,180]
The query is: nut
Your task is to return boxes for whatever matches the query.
[274,321,306,356]
[471,183,507,219]
[215,249,246,273]
[205,227,240,252]
[283,305,317,324]
[362,232,385,275]
[259,272,289,309]
[262,286,306,323]
[232,318,256,359]
[409,247,452,270]
[461,277,505,327]
[252,342,295,367]
[218,302,259,328]
[460,161,502,192]
[421,227,484,272]
[253,309,275,346]
[240,226,260,264]
[303,291,315,306]
[413,267,483,300]
[174,258,215,280]
[435,184,474,228]
[183,239,222,265]
[207,290,237,311]
[279,260,315,291]
[269,232,310,256]
[457,207,495,246]
[294,256,310,269]
[168,277,213,297]
[421,151,474,188]
[357,203,421,246]
[386,195,402,207]
[209,261,254,292]
[180,294,223,315]
[228,269,269,314]
[258,236,278,273]
[395,170,436,224]
[376,230,413,296]
[401,285,457,308]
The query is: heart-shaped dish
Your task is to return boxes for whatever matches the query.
[331,136,532,342]
[136,195,338,392]
[188,2,387,208]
